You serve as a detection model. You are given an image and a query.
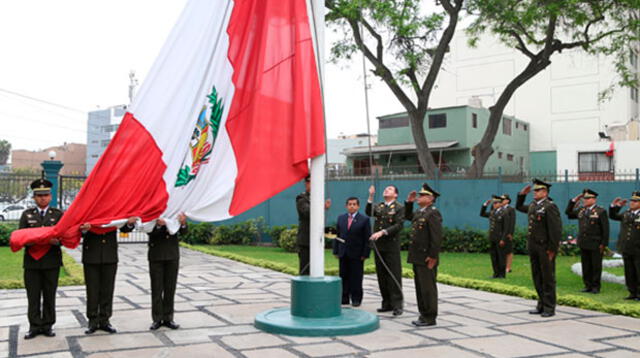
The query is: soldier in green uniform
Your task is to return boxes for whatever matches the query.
[480,195,508,278]
[148,214,188,330]
[516,179,562,317]
[366,184,404,316]
[566,189,609,294]
[79,217,136,334]
[609,192,640,301]
[19,179,63,339]
[405,183,442,327]
[295,175,330,275]
[501,194,516,273]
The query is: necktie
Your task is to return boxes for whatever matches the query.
[40,210,45,218]
[347,214,353,229]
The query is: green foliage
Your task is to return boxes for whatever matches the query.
[209,217,265,245]
[0,222,18,246]
[267,225,296,247]
[0,139,10,165]
[278,228,298,253]
[181,222,215,244]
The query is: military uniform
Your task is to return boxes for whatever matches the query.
[502,202,516,255]
[609,192,640,300]
[565,189,609,293]
[405,183,442,326]
[148,223,187,324]
[480,196,508,278]
[365,200,404,312]
[516,180,562,316]
[82,224,134,330]
[296,191,311,275]
[19,205,63,335]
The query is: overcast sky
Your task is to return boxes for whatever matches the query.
[0,0,404,153]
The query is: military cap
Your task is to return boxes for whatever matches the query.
[501,193,511,202]
[491,194,502,202]
[631,191,640,201]
[418,182,440,197]
[30,179,52,195]
[532,178,552,191]
[582,188,598,199]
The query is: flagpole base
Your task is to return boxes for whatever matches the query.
[254,276,379,336]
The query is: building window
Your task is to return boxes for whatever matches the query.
[91,154,99,158]
[101,139,111,147]
[498,152,503,159]
[515,122,519,129]
[428,114,447,128]
[379,116,409,129]
[507,154,514,161]
[631,86,639,102]
[471,113,478,128]
[523,124,528,131]
[503,118,512,135]
[578,152,612,173]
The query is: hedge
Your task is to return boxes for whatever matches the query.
[0,222,18,246]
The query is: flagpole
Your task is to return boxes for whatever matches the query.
[309,0,325,278]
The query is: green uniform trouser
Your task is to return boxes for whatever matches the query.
[24,268,60,331]
[581,248,603,291]
[149,260,179,322]
[489,242,507,278]
[413,264,438,323]
[529,246,556,313]
[623,254,640,296]
[298,246,310,276]
[84,263,117,328]
[375,250,403,310]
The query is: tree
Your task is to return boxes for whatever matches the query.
[466,0,640,177]
[326,0,465,177]
[0,139,10,165]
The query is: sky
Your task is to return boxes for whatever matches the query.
[0,0,404,153]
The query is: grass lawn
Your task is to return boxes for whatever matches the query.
[0,247,79,288]
[198,245,632,307]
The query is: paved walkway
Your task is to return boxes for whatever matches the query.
[1,244,639,358]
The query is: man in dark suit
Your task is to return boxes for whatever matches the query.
[19,179,63,339]
[480,195,508,278]
[148,214,188,330]
[566,189,609,294]
[609,192,640,300]
[405,183,442,327]
[366,184,404,316]
[296,175,331,275]
[501,194,516,273]
[333,197,371,306]
[79,217,136,334]
[516,179,562,317]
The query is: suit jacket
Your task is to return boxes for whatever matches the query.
[81,224,134,264]
[516,194,562,253]
[480,204,508,243]
[365,201,404,252]
[19,207,63,269]
[565,200,609,250]
[147,224,188,261]
[609,206,640,255]
[405,202,443,265]
[333,212,371,259]
[296,191,310,247]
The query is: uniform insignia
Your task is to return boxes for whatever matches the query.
[379,204,384,208]
[589,213,599,219]
[390,204,395,209]
[388,210,395,215]
[27,214,32,219]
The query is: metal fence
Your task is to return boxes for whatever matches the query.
[0,173,40,222]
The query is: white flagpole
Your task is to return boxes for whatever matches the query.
[308,0,325,278]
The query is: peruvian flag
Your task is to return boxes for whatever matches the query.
[605,141,615,157]
[11,0,325,259]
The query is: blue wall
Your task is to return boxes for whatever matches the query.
[219,178,640,249]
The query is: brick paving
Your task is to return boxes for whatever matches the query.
[1,244,639,358]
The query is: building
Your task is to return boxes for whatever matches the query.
[327,134,376,176]
[10,143,87,175]
[86,105,127,175]
[427,28,640,176]
[343,105,530,176]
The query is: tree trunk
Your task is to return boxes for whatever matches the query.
[409,110,438,178]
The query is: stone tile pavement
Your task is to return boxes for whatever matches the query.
[1,244,639,358]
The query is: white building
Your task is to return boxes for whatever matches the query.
[428,28,640,175]
[86,105,127,175]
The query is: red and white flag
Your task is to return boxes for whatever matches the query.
[11,0,325,259]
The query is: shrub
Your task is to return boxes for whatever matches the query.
[182,222,215,244]
[0,222,18,246]
[279,228,298,252]
[209,218,265,245]
[268,225,294,247]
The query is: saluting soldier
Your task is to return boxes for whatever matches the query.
[19,179,63,339]
[295,175,331,275]
[609,192,640,301]
[501,194,516,273]
[405,183,442,327]
[480,195,508,278]
[516,179,562,317]
[79,217,136,334]
[366,184,405,316]
[148,214,188,331]
[566,189,609,294]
